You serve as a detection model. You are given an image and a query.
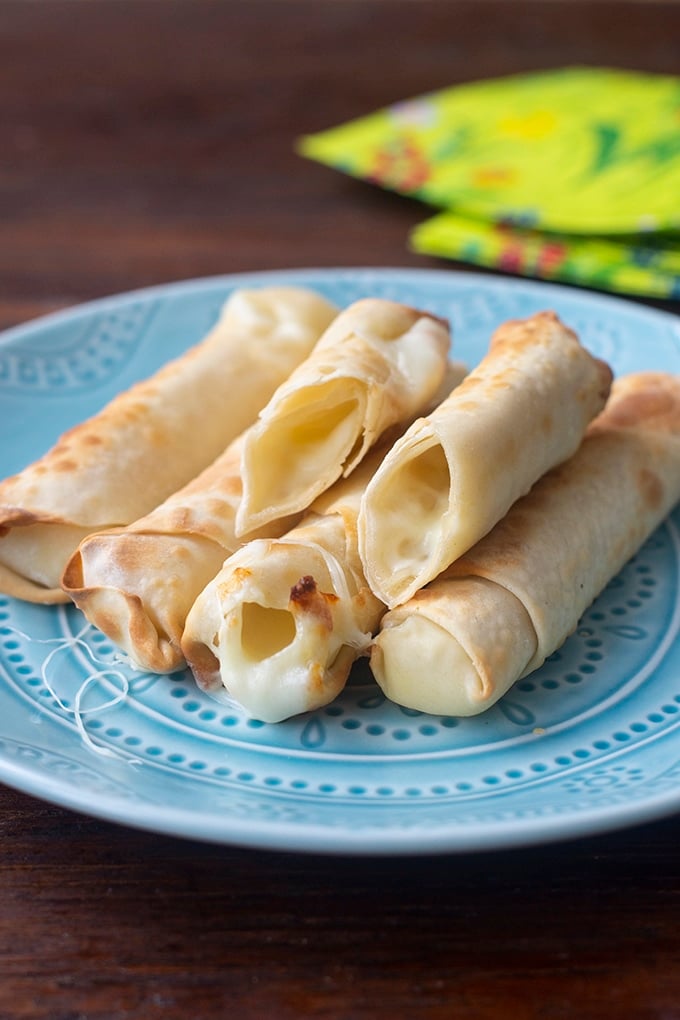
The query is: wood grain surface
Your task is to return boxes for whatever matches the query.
[0,2,679,1018]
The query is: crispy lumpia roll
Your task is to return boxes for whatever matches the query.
[358,311,612,607]
[234,298,451,536]
[61,433,299,673]
[182,447,391,722]
[371,372,680,717]
[182,362,468,720]
[62,359,467,676]
[0,287,338,604]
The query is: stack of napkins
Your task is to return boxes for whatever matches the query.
[298,67,680,299]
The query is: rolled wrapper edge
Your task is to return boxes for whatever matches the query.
[0,559,68,604]
[180,539,361,722]
[358,311,612,608]
[235,300,452,537]
[371,576,538,716]
[62,529,229,673]
[0,286,339,602]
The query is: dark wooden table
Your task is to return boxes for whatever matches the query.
[1,2,679,1017]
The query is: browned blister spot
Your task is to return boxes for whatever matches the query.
[290,575,316,601]
[449,398,482,413]
[218,566,252,599]
[289,575,335,632]
[490,310,576,351]
[164,507,195,532]
[115,399,151,427]
[308,661,326,695]
[637,467,665,511]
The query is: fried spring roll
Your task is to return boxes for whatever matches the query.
[234,298,451,536]
[61,433,300,673]
[358,311,612,607]
[182,451,387,722]
[370,372,680,716]
[0,287,338,603]
[181,364,468,722]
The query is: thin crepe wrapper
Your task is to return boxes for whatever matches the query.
[181,363,467,722]
[235,298,451,536]
[358,310,612,607]
[62,352,464,679]
[0,287,338,604]
[182,447,389,723]
[371,372,680,716]
[61,433,299,674]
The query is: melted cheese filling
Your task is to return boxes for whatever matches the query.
[369,441,450,596]
[241,381,363,521]
[240,602,296,661]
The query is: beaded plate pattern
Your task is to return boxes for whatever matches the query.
[1,268,680,854]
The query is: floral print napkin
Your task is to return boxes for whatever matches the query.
[298,68,680,298]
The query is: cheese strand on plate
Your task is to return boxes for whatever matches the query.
[358,310,613,608]
[234,298,451,536]
[0,287,338,604]
[181,364,468,722]
[370,372,680,717]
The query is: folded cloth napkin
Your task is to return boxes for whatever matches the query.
[298,67,680,298]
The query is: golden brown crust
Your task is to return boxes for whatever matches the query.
[594,371,680,435]
[359,309,613,607]
[490,309,578,348]
[0,287,339,601]
[0,561,67,604]
[289,575,337,632]
[489,310,613,407]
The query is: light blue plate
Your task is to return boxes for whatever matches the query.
[1,268,680,855]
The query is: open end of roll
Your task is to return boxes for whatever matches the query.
[240,602,297,661]
[65,531,227,674]
[0,521,95,595]
[365,440,450,604]
[211,592,337,723]
[238,380,363,530]
[371,615,484,716]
